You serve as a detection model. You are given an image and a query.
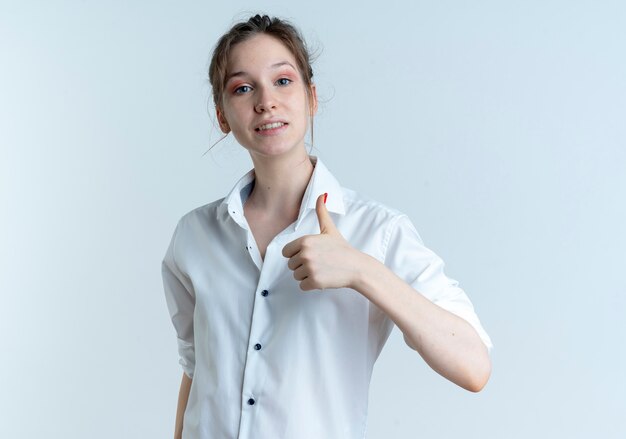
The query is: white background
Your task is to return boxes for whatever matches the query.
[1,1,625,438]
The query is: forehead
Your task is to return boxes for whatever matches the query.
[227,33,298,74]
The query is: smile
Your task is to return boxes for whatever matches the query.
[255,122,288,131]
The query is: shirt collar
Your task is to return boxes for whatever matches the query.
[218,155,345,230]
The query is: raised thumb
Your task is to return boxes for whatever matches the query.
[315,192,335,233]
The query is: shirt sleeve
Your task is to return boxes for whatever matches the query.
[383,214,493,353]
[161,219,197,379]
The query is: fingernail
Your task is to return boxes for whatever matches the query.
[323,192,328,204]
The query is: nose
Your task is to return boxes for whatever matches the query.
[254,86,277,113]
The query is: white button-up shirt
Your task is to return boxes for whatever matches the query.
[162,155,493,439]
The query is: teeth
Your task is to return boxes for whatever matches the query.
[258,122,285,131]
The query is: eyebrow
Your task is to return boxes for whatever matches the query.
[225,61,297,83]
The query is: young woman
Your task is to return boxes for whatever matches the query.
[162,14,493,439]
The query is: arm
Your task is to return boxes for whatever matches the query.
[162,221,196,437]
[174,372,192,439]
[283,194,492,392]
[353,252,492,392]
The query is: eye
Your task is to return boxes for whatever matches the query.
[276,77,292,86]
[234,85,252,94]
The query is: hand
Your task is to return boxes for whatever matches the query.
[282,193,363,291]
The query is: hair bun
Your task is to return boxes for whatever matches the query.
[249,14,272,28]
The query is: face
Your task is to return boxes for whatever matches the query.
[216,33,317,159]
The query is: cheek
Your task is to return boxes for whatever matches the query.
[221,103,246,126]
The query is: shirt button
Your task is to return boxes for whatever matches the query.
[247,398,255,405]
[261,289,269,296]
[254,343,262,350]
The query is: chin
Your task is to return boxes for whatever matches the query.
[244,141,305,158]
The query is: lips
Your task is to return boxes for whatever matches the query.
[255,120,288,131]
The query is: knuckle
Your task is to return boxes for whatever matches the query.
[308,272,319,284]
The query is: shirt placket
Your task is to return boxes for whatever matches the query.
[236,216,297,438]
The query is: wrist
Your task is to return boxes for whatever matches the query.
[349,250,377,292]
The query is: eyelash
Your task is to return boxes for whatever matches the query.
[233,77,292,95]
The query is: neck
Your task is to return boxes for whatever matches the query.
[245,148,315,218]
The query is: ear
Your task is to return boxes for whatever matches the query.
[309,83,318,116]
[216,106,230,133]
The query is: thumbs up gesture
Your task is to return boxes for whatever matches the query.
[282,193,363,292]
